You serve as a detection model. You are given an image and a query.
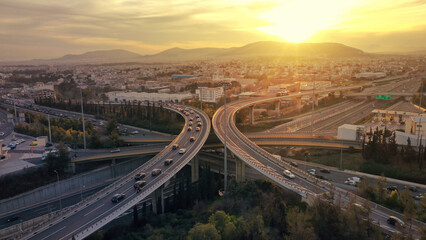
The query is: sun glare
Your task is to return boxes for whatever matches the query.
[258,0,360,43]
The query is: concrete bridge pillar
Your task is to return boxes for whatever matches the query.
[69,162,76,174]
[314,94,319,106]
[235,158,246,182]
[151,185,164,215]
[295,97,302,111]
[249,105,255,125]
[274,100,280,118]
[339,91,343,98]
[191,154,200,183]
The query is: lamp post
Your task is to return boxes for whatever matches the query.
[47,114,52,144]
[80,185,85,202]
[80,87,87,149]
[220,81,232,193]
[53,170,62,214]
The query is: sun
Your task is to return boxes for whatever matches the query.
[257,0,359,43]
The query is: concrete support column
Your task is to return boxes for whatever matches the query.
[295,97,302,111]
[191,154,200,183]
[151,185,164,215]
[235,158,246,182]
[249,105,255,125]
[339,91,343,98]
[314,94,319,106]
[275,100,280,118]
[69,162,76,174]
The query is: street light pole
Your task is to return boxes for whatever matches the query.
[80,185,85,202]
[53,170,62,214]
[80,87,87,149]
[47,114,52,144]
[220,81,231,193]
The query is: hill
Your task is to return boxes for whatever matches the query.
[2,41,366,65]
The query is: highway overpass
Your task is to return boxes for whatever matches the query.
[212,96,425,237]
[19,105,210,240]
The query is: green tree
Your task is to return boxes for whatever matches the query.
[208,211,237,240]
[106,118,119,135]
[46,142,70,172]
[187,223,221,240]
[286,207,316,240]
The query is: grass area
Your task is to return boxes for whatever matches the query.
[289,149,426,184]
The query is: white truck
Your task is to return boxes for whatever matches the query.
[345,177,361,186]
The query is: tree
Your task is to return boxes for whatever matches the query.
[46,142,70,172]
[187,223,221,240]
[208,211,237,240]
[286,207,316,240]
[106,118,119,135]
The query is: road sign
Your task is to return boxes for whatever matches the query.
[376,94,391,100]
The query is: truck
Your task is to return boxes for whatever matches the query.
[345,177,361,186]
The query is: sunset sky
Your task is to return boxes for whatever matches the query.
[1,0,425,61]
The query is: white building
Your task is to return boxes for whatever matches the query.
[107,91,192,103]
[337,124,365,141]
[196,87,223,103]
[300,81,331,91]
[405,115,426,137]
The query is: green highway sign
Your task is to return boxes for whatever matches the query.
[376,94,391,100]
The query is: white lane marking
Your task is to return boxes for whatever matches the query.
[41,226,66,240]
[83,204,105,217]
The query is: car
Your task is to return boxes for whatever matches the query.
[6,216,20,223]
[134,172,146,180]
[172,144,179,150]
[152,168,162,176]
[413,194,423,200]
[289,162,298,167]
[195,127,200,132]
[131,130,139,135]
[179,148,187,154]
[29,141,38,146]
[188,121,193,126]
[19,139,25,143]
[197,118,201,122]
[306,169,316,175]
[283,170,295,179]
[189,117,194,121]
[164,158,173,166]
[11,137,17,141]
[197,122,202,127]
[110,148,121,153]
[387,186,398,192]
[111,193,125,203]
[45,142,53,147]
[387,216,404,227]
[196,115,200,119]
[345,180,358,186]
[187,127,192,131]
[0,132,4,136]
[403,186,418,192]
[16,139,22,144]
[134,181,146,189]
[190,136,196,142]
[8,143,16,149]
[0,155,5,160]
[320,169,331,173]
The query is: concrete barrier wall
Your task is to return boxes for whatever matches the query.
[0,156,153,215]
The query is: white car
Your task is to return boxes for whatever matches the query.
[345,180,357,186]
[131,130,139,135]
[178,148,187,154]
[110,148,121,153]
[283,170,295,179]
[0,132,4,136]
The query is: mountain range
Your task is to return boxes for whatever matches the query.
[1,41,372,65]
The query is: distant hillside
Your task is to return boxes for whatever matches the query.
[2,41,366,65]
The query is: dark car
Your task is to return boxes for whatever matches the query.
[172,144,179,150]
[320,169,331,173]
[7,216,21,223]
[134,172,146,180]
[45,142,53,147]
[111,193,125,203]
[190,136,196,142]
[290,162,298,167]
[134,180,146,189]
[197,122,202,127]
[387,216,404,227]
[152,168,162,176]
[187,127,192,131]
[403,186,418,192]
[164,159,173,166]
[387,186,398,192]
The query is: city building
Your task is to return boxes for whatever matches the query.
[196,87,223,103]
[354,72,386,80]
[107,91,192,103]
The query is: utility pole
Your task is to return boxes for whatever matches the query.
[48,114,52,144]
[311,73,316,136]
[80,87,87,149]
[54,170,63,214]
[220,81,231,193]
